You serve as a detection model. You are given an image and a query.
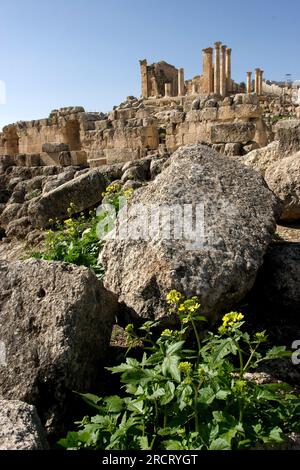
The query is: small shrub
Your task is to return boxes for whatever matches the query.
[32,183,133,279]
[59,291,300,450]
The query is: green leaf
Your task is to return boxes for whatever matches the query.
[127,399,145,414]
[162,439,184,450]
[58,432,80,449]
[160,381,175,405]
[264,346,291,361]
[162,355,181,382]
[211,338,238,365]
[269,427,284,443]
[138,436,151,450]
[104,396,124,413]
[209,438,231,450]
[216,389,231,400]
[76,393,102,411]
[166,341,185,355]
[198,386,215,404]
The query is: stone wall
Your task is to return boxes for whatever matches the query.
[1,90,298,169]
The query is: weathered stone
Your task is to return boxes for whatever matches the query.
[191,98,200,110]
[211,123,256,144]
[58,151,72,167]
[28,169,107,228]
[100,144,280,324]
[0,203,22,227]
[150,156,169,179]
[0,259,117,436]
[242,141,281,175]
[224,143,242,156]
[265,153,300,221]
[6,216,31,239]
[275,119,300,156]
[42,143,69,154]
[0,155,15,173]
[25,154,41,167]
[0,400,48,450]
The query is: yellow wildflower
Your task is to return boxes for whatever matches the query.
[179,362,192,375]
[166,290,183,305]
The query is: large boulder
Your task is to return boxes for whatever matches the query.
[210,122,255,144]
[28,169,107,228]
[265,152,300,221]
[100,144,280,324]
[0,259,117,437]
[0,400,48,450]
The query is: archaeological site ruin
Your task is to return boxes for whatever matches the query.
[1,41,299,171]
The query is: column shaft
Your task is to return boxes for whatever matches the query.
[214,42,222,95]
[178,68,185,96]
[220,45,227,96]
[202,47,213,94]
[247,71,252,94]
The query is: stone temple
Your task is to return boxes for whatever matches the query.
[0,41,298,171]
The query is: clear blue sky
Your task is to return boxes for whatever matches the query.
[1,0,299,130]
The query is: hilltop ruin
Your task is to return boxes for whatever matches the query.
[0,41,299,170]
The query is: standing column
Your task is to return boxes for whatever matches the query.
[165,82,171,97]
[202,47,213,94]
[178,68,185,96]
[247,71,252,94]
[259,70,264,95]
[220,45,227,96]
[214,41,222,95]
[254,68,260,95]
[139,59,149,98]
[226,48,232,93]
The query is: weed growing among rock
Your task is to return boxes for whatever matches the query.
[59,291,300,450]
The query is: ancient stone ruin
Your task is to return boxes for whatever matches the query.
[1,41,298,170]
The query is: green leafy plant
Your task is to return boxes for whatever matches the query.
[59,291,300,450]
[32,183,133,279]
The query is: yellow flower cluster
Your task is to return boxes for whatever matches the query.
[179,361,192,375]
[161,329,173,337]
[102,183,122,197]
[218,312,244,335]
[166,290,183,305]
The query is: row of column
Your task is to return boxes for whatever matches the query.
[246,68,264,95]
[202,42,232,97]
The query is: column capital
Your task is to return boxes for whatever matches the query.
[202,47,213,54]
[214,41,222,48]
[221,45,227,50]
[226,48,232,54]
[255,67,261,72]
[139,59,147,66]
[247,71,252,75]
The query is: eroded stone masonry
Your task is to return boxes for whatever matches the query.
[1,41,299,170]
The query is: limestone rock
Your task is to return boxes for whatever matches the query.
[224,143,242,156]
[0,259,117,436]
[42,143,69,154]
[275,119,300,156]
[0,155,15,173]
[0,400,48,450]
[100,144,280,324]
[265,153,300,221]
[28,169,107,228]
[211,122,256,144]
[242,141,281,176]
